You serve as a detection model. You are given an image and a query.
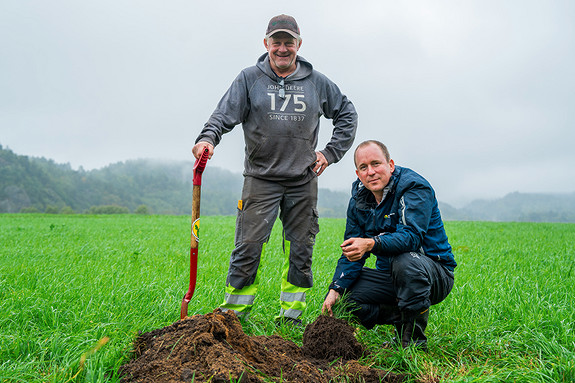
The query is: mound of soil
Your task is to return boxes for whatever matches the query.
[120,309,406,383]
[302,315,365,361]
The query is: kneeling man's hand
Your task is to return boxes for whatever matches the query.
[340,237,375,262]
[321,289,341,316]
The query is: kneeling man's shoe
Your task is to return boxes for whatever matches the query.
[397,308,429,352]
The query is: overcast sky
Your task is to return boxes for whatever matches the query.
[1,1,574,207]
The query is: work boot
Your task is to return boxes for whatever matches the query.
[396,308,429,351]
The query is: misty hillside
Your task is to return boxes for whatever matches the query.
[440,193,575,223]
[0,145,347,217]
[1,145,575,222]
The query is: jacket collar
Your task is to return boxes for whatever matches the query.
[352,167,401,209]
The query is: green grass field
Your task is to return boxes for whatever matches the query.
[1,214,574,382]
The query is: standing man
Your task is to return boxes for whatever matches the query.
[193,14,358,324]
[322,140,456,350]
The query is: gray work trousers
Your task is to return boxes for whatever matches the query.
[226,176,319,290]
[346,252,454,329]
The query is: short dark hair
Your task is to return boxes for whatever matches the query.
[354,140,391,167]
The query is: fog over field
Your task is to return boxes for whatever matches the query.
[1,1,574,207]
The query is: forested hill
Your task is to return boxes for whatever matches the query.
[0,145,347,217]
[1,145,575,222]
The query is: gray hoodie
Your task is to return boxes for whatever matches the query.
[196,53,358,185]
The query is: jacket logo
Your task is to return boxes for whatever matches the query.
[268,93,307,113]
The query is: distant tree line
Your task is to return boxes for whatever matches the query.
[439,192,575,223]
[0,145,242,215]
[0,145,349,217]
[2,144,575,222]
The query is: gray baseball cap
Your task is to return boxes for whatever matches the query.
[266,14,300,39]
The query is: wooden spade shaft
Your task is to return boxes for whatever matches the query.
[180,148,209,319]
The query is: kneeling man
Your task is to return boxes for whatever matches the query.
[322,140,456,350]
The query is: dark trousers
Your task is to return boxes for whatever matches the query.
[346,252,454,329]
[227,176,319,290]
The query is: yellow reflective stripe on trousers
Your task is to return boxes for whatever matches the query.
[220,277,259,316]
[224,291,255,305]
[279,240,308,319]
[220,243,265,317]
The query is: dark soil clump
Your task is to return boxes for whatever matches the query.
[302,314,365,361]
[120,309,406,383]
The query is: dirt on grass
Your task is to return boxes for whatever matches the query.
[119,309,407,383]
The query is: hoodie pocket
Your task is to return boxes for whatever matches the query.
[247,135,316,178]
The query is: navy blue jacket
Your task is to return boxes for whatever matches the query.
[329,166,456,292]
